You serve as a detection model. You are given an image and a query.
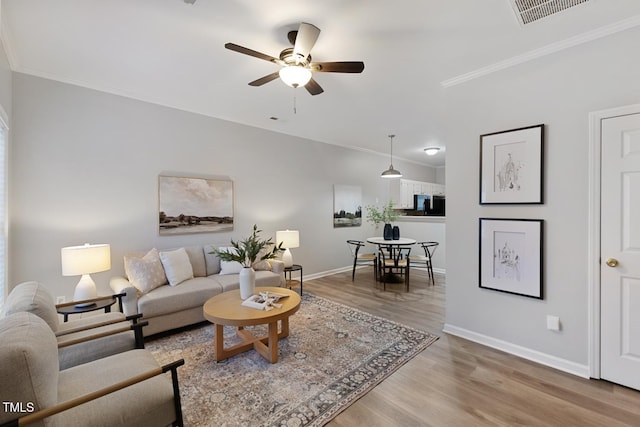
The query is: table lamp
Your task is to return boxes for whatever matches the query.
[276,230,299,268]
[61,243,111,306]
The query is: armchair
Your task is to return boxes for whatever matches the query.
[0,312,184,427]
[2,281,146,369]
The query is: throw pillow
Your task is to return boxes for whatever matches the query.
[124,248,167,294]
[159,248,194,286]
[203,244,221,275]
[252,259,271,271]
[252,247,272,271]
[218,247,243,275]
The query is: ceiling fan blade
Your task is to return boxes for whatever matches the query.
[311,61,365,73]
[305,78,324,96]
[248,72,281,87]
[293,23,320,63]
[225,43,280,64]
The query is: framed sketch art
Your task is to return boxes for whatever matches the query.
[158,175,234,235]
[480,124,544,204]
[479,218,543,299]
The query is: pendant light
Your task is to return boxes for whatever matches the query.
[381,134,402,179]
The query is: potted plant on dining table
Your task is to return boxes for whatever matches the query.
[212,225,283,299]
[365,200,400,240]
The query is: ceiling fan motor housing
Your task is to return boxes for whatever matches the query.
[280,48,311,66]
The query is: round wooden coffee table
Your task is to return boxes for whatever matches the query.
[203,287,301,363]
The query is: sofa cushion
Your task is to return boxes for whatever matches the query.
[124,248,168,294]
[203,244,221,276]
[0,312,59,425]
[159,248,194,286]
[55,349,175,427]
[137,277,223,318]
[184,246,206,277]
[218,247,244,275]
[2,281,59,332]
[58,326,136,370]
[56,312,125,336]
[211,270,281,292]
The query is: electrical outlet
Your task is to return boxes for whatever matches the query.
[546,315,560,331]
[56,296,66,304]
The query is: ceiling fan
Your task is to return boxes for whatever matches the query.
[225,22,365,95]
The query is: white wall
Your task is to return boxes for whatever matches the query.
[395,217,445,272]
[9,73,439,300]
[0,41,11,115]
[443,26,640,372]
[0,37,11,306]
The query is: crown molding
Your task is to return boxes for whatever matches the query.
[441,14,640,88]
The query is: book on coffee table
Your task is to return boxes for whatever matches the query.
[241,291,289,311]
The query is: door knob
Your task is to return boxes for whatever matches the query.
[606,258,619,268]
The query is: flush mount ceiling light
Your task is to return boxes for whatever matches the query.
[278,65,312,88]
[424,147,440,156]
[381,134,402,179]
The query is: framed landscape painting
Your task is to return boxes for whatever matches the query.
[158,175,234,235]
[333,185,362,228]
[480,124,544,204]
[479,218,543,299]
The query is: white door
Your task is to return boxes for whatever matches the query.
[601,112,640,390]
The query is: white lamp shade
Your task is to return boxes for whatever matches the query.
[276,230,299,268]
[279,66,312,88]
[61,243,111,276]
[276,230,300,249]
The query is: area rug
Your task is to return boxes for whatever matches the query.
[146,293,438,427]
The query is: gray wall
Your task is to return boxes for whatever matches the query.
[9,73,439,300]
[443,26,640,371]
[0,39,12,305]
[0,41,11,117]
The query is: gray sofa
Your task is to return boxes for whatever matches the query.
[110,244,284,336]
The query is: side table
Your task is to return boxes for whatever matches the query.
[56,294,123,322]
[284,264,303,295]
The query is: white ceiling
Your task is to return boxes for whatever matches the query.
[2,0,640,167]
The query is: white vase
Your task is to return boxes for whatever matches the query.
[239,267,256,300]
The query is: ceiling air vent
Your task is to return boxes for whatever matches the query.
[510,0,590,25]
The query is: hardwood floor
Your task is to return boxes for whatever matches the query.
[304,268,640,426]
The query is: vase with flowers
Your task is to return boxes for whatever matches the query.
[211,225,283,299]
[365,200,400,240]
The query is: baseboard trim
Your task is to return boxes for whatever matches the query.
[443,323,590,379]
[303,266,353,281]
[304,266,447,282]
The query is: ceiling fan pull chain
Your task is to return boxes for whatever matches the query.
[293,87,298,114]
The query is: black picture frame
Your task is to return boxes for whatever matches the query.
[479,218,543,299]
[479,124,544,204]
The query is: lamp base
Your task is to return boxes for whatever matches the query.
[282,248,293,268]
[73,274,98,307]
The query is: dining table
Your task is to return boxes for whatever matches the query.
[367,237,417,283]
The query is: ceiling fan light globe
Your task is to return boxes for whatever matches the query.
[279,66,312,88]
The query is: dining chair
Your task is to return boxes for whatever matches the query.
[409,241,439,285]
[346,240,377,281]
[378,246,411,291]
